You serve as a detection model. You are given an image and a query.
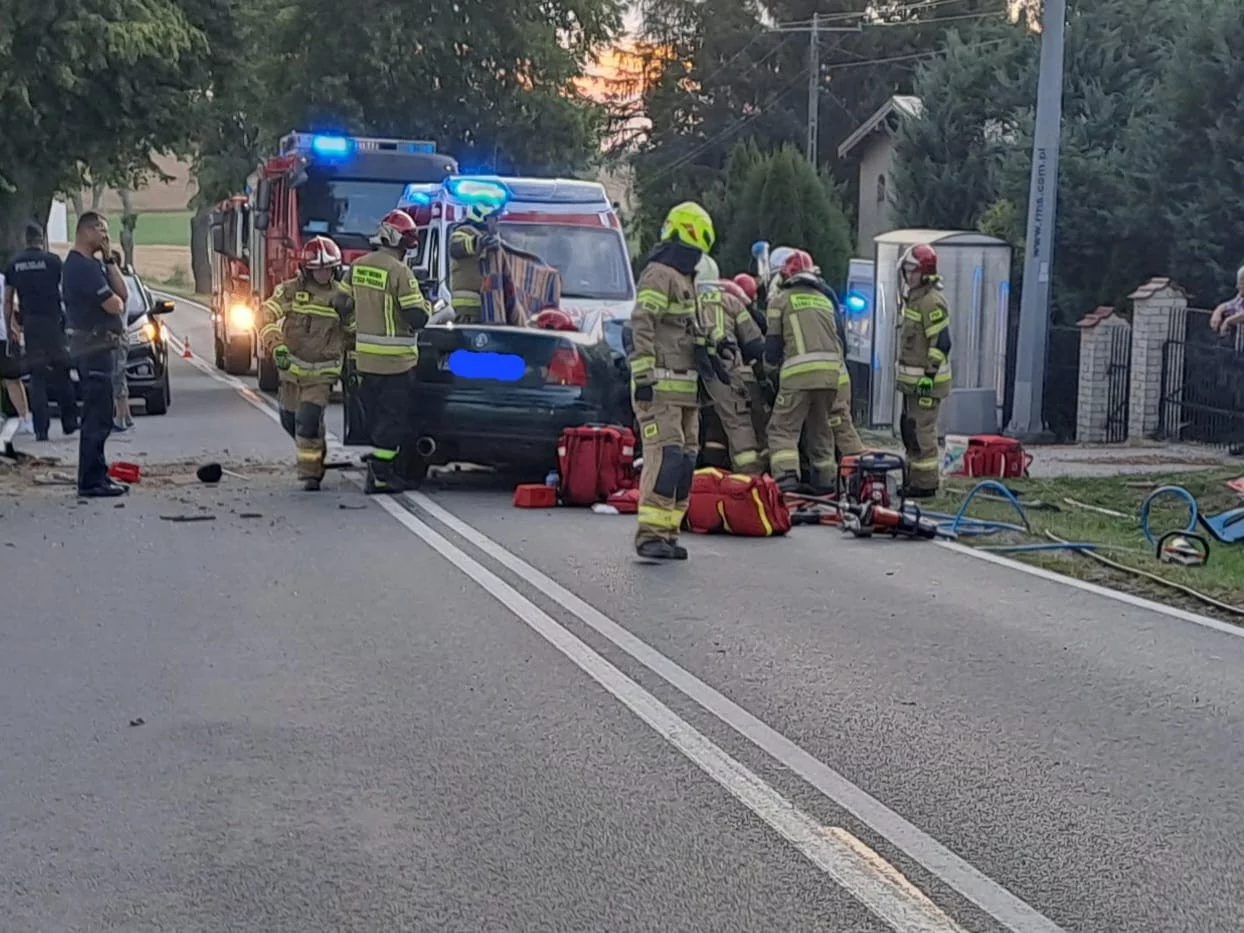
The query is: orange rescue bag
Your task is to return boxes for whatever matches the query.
[684,468,791,537]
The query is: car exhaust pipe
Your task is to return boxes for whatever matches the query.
[415,436,437,457]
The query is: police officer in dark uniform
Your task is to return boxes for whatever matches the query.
[61,212,128,497]
[3,224,79,440]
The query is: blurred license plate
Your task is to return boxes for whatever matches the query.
[445,349,525,382]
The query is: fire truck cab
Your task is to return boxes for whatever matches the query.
[210,132,458,390]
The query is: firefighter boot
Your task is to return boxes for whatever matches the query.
[364,458,405,495]
[636,538,688,561]
[303,477,322,492]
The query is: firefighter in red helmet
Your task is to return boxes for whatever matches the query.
[349,209,431,493]
[896,243,952,496]
[764,249,844,492]
[258,235,354,490]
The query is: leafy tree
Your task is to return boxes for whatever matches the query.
[720,145,853,284]
[0,0,221,260]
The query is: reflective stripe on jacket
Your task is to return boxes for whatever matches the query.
[765,286,843,391]
[258,275,352,385]
[896,280,952,398]
[349,249,429,375]
[629,261,702,406]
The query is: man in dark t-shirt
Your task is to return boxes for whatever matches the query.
[62,212,129,497]
[4,223,79,440]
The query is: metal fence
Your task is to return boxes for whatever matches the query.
[1102,322,1132,443]
[1043,324,1082,443]
[1158,307,1244,449]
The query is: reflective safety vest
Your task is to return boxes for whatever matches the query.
[258,275,352,384]
[896,281,952,398]
[765,285,843,391]
[348,248,429,376]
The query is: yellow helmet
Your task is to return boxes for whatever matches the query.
[465,200,502,225]
[660,201,715,253]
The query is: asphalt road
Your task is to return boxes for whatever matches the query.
[3,293,1244,932]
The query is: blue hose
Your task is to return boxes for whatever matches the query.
[1138,485,1199,546]
[921,479,1100,552]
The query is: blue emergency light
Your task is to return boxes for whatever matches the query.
[400,185,433,206]
[843,290,869,314]
[445,177,509,205]
[311,134,352,156]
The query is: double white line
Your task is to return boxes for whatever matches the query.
[163,294,1068,932]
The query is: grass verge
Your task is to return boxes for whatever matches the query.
[925,469,1244,623]
[150,280,206,303]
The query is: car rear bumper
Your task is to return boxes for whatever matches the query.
[412,385,610,467]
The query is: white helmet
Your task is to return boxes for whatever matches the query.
[695,252,720,282]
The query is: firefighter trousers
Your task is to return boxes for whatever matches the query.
[359,371,413,464]
[635,400,699,546]
[278,378,331,481]
[701,376,763,474]
[768,386,838,487]
[899,393,941,492]
[830,379,865,459]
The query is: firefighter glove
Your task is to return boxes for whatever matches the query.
[480,233,500,251]
[717,339,739,363]
[273,344,291,371]
[915,375,934,398]
[633,383,654,404]
[330,293,353,319]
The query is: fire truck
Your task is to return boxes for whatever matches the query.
[209,132,458,390]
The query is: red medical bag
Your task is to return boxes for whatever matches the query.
[684,468,792,537]
[961,434,1032,479]
[556,425,637,506]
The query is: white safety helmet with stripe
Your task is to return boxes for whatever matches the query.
[299,235,342,271]
[695,252,719,283]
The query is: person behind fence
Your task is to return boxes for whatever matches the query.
[1209,265,1244,335]
[62,212,129,497]
[895,243,952,498]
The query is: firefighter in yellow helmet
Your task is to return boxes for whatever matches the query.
[448,199,503,323]
[258,236,354,491]
[349,208,430,494]
[630,200,726,561]
[764,249,844,492]
[896,243,952,497]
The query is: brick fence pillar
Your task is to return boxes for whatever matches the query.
[1127,278,1187,441]
[1076,309,1131,443]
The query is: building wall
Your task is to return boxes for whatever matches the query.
[854,136,899,259]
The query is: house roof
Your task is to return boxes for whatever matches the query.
[837,95,923,160]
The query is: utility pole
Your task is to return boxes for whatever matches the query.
[1007,0,1068,440]
[806,13,820,165]
[769,16,861,167]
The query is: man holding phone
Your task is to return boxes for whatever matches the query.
[62,212,129,497]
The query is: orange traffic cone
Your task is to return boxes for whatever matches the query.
[182,336,193,360]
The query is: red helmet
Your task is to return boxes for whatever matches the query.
[779,249,817,281]
[719,279,750,305]
[530,308,577,332]
[372,209,419,250]
[900,243,938,277]
[732,273,758,302]
[299,235,342,271]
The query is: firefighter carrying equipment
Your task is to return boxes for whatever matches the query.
[697,280,766,474]
[631,204,715,560]
[259,255,353,485]
[764,261,844,490]
[684,468,791,537]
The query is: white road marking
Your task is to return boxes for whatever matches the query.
[406,491,1068,933]
[370,492,970,933]
[155,289,1244,642]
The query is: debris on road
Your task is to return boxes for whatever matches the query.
[159,514,216,523]
[128,717,145,727]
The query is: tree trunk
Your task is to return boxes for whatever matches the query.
[69,192,84,219]
[0,168,53,265]
[190,205,212,295]
[90,183,105,212]
[118,187,137,268]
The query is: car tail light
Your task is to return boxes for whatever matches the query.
[546,346,587,386]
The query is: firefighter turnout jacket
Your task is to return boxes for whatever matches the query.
[897,278,952,398]
[701,286,764,381]
[763,279,844,389]
[629,261,707,407]
[349,248,430,376]
[448,224,487,322]
[259,275,353,383]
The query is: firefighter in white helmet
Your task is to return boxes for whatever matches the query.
[258,236,354,490]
